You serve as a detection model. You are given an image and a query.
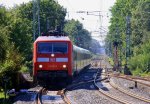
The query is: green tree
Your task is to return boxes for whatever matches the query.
[8,16,32,60]
[0,6,10,62]
[64,19,80,43]
[105,0,150,75]
[0,26,10,62]
[0,6,24,89]
[131,0,150,46]
[64,19,92,49]
[129,0,150,75]
[14,0,66,33]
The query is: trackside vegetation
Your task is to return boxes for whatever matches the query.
[105,0,150,76]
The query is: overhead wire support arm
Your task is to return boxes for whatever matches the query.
[76,11,103,16]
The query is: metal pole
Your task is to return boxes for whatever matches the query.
[32,0,36,41]
[37,0,41,36]
[124,15,131,74]
[126,15,131,66]
[33,0,41,40]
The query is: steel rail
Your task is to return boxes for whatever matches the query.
[109,80,150,103]
[119,74,150,81]
[61,78,98,104]
[62,68,102,104]
[101,72,150,87]
[61,89,71,104]
[37,87,45,104]
[94,69,131,104]
[113,75,150,87]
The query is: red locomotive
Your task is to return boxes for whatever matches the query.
[33,35,92,83]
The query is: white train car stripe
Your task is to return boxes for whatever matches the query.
[37,58,49,62]
[56,58,68,62]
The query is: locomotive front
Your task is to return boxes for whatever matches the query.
[33,36,73,82]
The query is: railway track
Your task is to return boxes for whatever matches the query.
[107,73,150,87]
[13,85,71,104]
[102,67,150,87]
[38,72,102,104]
[38,88,70,104]
[13,58,149,104]
[109,79,150,103]
[94,69,129,104]
[67,68,120,104]
[13,86,43,104]
[110,76,150,103]
[36,58,149,104]
[115,75,150,87]
[92,57,150,104]
[13,61,100,104]
[94,69,150,104]
[37,64,100,104]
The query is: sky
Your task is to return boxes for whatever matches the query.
[57,0,116,43]
[0,0,116,44]
[0,0,31,7]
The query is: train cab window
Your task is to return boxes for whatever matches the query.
[38,42,52,53]
[38,42,68,54]
[53,43,68,54]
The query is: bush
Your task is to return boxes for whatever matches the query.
[129,41,150,76]
[0,44,23,89]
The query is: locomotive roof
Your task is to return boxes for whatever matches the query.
[73,45,91,54]
[35,36,71,42]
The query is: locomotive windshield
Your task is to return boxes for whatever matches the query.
[38,42,68,54]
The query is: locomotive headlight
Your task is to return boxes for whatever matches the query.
[39,65,43,68]
[63,65,67,68]
[51,54,55,57]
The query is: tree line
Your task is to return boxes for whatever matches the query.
[105,0,150,76]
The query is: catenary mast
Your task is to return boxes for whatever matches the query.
[33,0,41,40]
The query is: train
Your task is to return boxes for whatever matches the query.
[33,34,92,83]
